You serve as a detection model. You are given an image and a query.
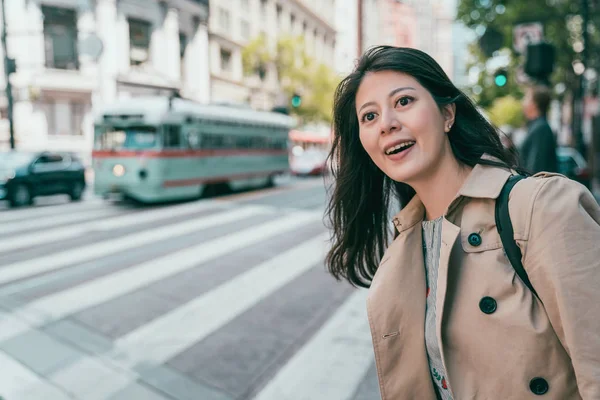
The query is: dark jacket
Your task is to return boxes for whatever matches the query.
[519,116,558,174]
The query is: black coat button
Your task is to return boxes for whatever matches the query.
[468,233,482,247]
[529,377,549,395]
[479,296,497,314]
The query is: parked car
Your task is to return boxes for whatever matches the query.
[0,151,86,207]
[556,146,591,189]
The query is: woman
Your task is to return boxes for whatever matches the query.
[325,46,600,399]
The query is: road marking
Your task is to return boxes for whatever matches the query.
[0,198,232,254]
[113,232,329,367]
[253,290,372,400]
[0,198,103,223]
[0,211,323,343]
[0,205,271,285]
[0,347,72,400]
[0,208,117,236]
[20,221,326,399]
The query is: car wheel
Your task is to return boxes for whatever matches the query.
[69,181,84,201]
[265,175,275,188]
[10,184,32,207]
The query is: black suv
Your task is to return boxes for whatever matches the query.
[0,151,86,207]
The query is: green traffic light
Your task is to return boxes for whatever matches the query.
[495,74,507,87]
[291,95,302,108]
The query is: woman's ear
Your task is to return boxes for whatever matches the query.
[443,103,456,132]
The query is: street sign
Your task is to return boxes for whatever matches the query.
[513,22,543,54]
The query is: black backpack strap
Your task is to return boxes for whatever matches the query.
[495,175,538,297]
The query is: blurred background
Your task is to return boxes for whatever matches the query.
[0,1,594,400]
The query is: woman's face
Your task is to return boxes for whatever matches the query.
[355,70,455,185]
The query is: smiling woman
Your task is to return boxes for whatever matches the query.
[326,46,519,287]
[324,46,600,399]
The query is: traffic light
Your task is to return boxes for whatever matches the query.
[6,58,16,75]
[291,93,302,108]
[524,42,555,81]
[494,69,508,87]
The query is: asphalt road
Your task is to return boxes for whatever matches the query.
[0,176,381,400]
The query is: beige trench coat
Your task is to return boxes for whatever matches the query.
[367,163,600,399]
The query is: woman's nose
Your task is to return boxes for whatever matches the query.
[380,112,401,135]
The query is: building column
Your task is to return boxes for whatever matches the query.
[164,7,181,82]
[151,5,180,83]
[95,0,118,106]
[183,17,210,103]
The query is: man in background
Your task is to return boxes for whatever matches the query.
[520,85,558,174]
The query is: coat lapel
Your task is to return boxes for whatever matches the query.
[436,218,460,394]
[368,196,438,398]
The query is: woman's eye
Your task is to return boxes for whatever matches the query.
[396,96,414,107]
[362,112,376,122]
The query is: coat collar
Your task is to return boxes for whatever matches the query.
[391,157,512,234]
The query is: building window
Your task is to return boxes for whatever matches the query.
[129,18,151,66]
[276,4,282,25]
[179,33,188,80]
[290,13,295,28]
[241,20,250,39]
[179,33,188,59]
[220,48,232,74]
[43,101,86,136]
[42,6,78,70]
[219,8,230,32]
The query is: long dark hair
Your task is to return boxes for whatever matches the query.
[325,46,522,288]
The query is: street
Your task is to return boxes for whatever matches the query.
[0,177,380,400]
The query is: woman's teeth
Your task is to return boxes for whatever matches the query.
[386,141,415,155]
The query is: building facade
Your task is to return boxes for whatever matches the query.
[0,0,210,163]
[334,0,358,75]
[207,0,336,111]
[358,0,456,81]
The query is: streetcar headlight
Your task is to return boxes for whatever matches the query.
[292,146,304,156]
[113,164,126,177]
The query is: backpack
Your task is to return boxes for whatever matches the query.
[495,175,538,297]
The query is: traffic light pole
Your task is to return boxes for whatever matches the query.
[573,0,589,156]
[1,0,14,150]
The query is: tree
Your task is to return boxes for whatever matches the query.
[457,0,599,104]
[488,95,526,128]
[242,35,340,123]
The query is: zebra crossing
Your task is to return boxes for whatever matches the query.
[0,181,381,400]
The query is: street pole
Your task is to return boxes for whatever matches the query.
[574,0,589,155]
[357,0,363,58]
[1,0,14,150]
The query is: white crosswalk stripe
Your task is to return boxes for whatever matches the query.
[0,205,271,284]
[253,290,373,400]
[0,207,117,236]
[0,349,73,400]
[0,198,104,223]
[0,189,378,400]
[41,233,328,399]
[0,211,322,343]
[0,198,230,253]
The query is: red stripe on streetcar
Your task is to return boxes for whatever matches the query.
[92,149,288,158]
[162,171,287,188]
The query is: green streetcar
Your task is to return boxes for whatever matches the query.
[92,96,294,203]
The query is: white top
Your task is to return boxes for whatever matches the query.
[422,217,453,399]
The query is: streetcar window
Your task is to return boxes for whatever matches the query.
[163,125,182,148]
[185,130,201,148]
[94,126,157,150]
